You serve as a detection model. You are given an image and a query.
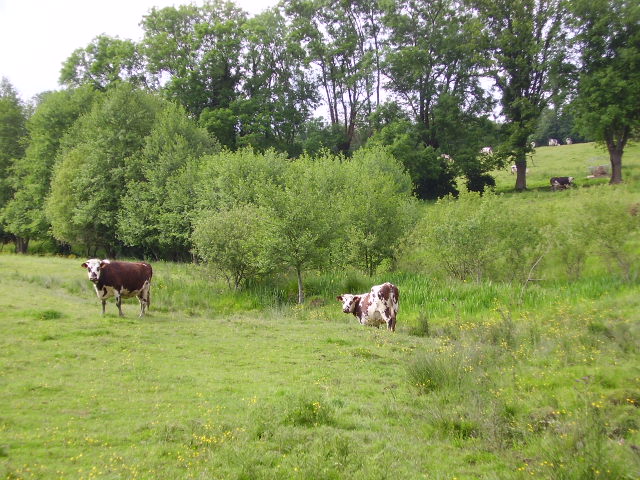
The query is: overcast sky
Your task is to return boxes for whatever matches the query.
[0,0,277,100]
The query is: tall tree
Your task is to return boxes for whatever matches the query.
[141,1,246,118]
[337,146,416,276]
[469,0,568,191]
[381,0,489,148]
[260,154,342,304]
[59,35,150,90]
[570,0,640,184]
[233,8,318,156]
[117,102,219,260]
[46,84,163,255]
[0,78,28,250]
[2,87,97,252]
[284,0,380,152]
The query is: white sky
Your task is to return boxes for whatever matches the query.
[0,0,278,100]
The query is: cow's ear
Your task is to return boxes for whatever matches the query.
[81,262,88,268]
[99,261,107,268]
[336,295,343,301]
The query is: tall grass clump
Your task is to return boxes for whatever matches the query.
[407,349,468,394]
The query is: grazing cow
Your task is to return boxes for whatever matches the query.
[81,259,152,317]
[480,146,493,155]
[530,141,536,149]
[565,137,573,145]
[337,282,399,332]
[548,138,559,146]
[550,176,574,191]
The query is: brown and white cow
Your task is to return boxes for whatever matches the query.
[81,259,152,317]
[337,282,399,332]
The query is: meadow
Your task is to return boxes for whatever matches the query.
[1,142,640,479]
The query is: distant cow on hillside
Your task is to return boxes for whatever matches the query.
[550,176,574,191]
[81,259,152,317]
[548,138,559,146]
[565,137,573,145]
[337,282,399,332]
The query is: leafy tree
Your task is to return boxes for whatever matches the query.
[259,154,342,304]
[284,0,380,152]
[117,102,219,260]
[381,0,490,148]
[59,35,149,90]
[141,1,246,118]
[368,118,458,199]
[46,84,163,255]
[0,78,28,250]
[2,87,97,252]
[570,0,640,184]
[531,107,587,146]
[469,0,568,191]
[295,117,348,156]
[234,8,318,156]
[46,145,98,252]
[192,204,275,290]
[196,148,288,212]
[337,146,416,276]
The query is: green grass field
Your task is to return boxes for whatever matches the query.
[1,143,640,479]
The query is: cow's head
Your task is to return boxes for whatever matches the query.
[81,259,109,283]
[336,294,359,314]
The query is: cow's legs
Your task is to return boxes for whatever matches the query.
[388,317,396,332]
[137,292,148,317]
[101,299,106,315]
[115,291,124,317]
[138,281,150,317]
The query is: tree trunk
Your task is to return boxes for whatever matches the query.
[607,143,624,184]
[296,267,304,304]
[606,127,628,185]
[14,236,29,254]
[515,158,528,191]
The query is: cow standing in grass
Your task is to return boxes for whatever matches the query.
[81,259,152,317]
[337,282,399,332]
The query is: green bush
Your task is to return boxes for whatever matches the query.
[407,349,466,393]
[191,204,275,290]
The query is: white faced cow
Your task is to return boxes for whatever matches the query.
[81,259,152,317]
[337,282,399,332]
[548,138,559,146]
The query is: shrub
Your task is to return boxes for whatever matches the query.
[574,187,640,282]
[283,394,335,427]
[191,204,275,290]
[408,312,431,337]
[407,350,466,393]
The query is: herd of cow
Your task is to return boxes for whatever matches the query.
[81,259,401,331]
